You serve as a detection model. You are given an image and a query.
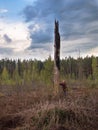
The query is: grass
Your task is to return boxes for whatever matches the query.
[0,81,98,130]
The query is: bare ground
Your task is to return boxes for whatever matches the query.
[0,85,98,130]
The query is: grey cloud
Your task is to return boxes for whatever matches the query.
[63,40,98,56]
[27,43,52,52]
[3,34,12,43]
[0,47,13,55]
[30,31,51,44]
[23,0,66,21]
[75,42,98,51]
[23,5,37,22]
[23,0,98,54]
[29,27,52,43]
[23,0,98,23]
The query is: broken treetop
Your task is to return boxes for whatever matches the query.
[54,20,60,49]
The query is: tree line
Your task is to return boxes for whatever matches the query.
[0,56,98,85]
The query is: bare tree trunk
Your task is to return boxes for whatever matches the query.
[54,20,60,94]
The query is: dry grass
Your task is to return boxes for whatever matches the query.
[0,83,98,130]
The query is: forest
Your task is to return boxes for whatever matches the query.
[0,55,98,86]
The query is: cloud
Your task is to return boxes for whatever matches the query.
[29,26,52,44]
[0,47,13,59]
[23,0,98,23]
[0,47,13,54]
[3,34,12,43]
[0,20,31,59]
[22,0,98,57]
[0,9,8,13]
[23,0,68,22]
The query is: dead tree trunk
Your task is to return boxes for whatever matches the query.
[54,20,60,94]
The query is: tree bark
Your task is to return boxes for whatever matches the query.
[54,20,60,94]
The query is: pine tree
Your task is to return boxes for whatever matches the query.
[1,66,10,84]
[92,56,98,80]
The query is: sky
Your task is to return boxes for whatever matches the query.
[0,0,98,60]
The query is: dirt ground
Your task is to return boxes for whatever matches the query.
[0,85,98,130]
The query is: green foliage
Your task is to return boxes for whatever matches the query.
[40,56,53,85]
[1,67,10,85]
[0,56,98,86]
[1,67,9,80]
[1,66,15,85]
[92,57,98,80]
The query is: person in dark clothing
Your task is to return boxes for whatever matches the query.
[59,80,67,95]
